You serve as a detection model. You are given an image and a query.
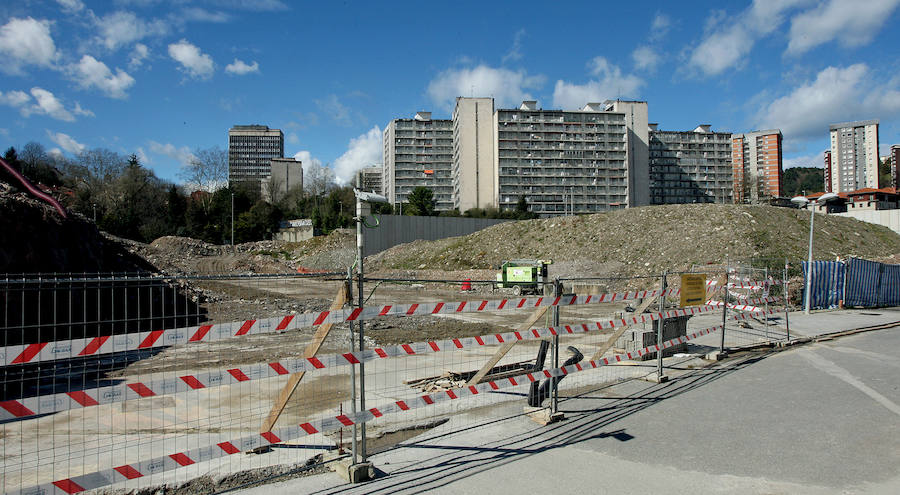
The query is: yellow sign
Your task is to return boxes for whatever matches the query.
[680,274,707,307]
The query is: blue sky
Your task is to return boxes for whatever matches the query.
[2,0,900,186]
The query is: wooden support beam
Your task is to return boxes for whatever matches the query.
[260,282,349,433]
[590,288,660,362]
[466,305,550,386]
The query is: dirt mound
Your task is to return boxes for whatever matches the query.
[0,181,154,273]
[367,204,900,278]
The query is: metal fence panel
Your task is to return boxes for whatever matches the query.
[879,263,900,306]
[801,260,845,310]
[362,215,509,257]
[845,257,881,308]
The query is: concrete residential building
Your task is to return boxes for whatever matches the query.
[824,150,833,192]
[731,129,783,203]
[382,112,454,210]
[355,165,383,194]
[228,125,284,185]
[604,100,650,207]
[828,120,880,192]
[648,124,733,205]
[891,145,899,190]
[452,97,496,212]
[493,101,631,215]
[262,157,302,202]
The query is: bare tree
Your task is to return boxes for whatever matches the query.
[77,148,126,183]
[303,161,335,196]
[19,141,48,170]
[179,146,227,193]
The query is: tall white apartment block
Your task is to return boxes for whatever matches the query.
[604,100,650,207]
[452,97,496,211]
[492,101,631,215]
[829,120,880,192]
[649,124,733,204]
[382,112,454,210]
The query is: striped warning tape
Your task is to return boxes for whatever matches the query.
[707,296,780,312]
[0,288,680,367]
[19,308,778,495]
[727,280,779,289]
[1,304,722,420]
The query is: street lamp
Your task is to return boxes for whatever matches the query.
[791,192,838,314]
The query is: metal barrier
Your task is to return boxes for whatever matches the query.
[1,268,790,494]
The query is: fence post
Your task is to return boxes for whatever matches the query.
[764,267,769,341]
[657,271,667,381]
[347,268,358,465]
[783,259,790,342]
[720,262,728,354]
[551,278,561,414]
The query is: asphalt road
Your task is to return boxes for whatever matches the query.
[240,324,900,495]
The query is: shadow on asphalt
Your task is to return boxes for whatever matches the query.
[298,349,777,495]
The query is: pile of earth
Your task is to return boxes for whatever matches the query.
[367,204,900,280]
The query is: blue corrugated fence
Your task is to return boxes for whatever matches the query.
[801,260,845,309]
[845,257,900,308]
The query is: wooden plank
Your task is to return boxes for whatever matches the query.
[260,282,349,433]
[465,305,549,386]
[590,288,660,362]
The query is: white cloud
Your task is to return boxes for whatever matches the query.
[315,94,356,126]
[129,43,149,69]
[168,39,215,79]
[0,90,31,107]
[333,126,382,184]
[502,28,526,64]
[73,102,94,117]
[136,147,150,165]
[287,132,299,144]
[94,11,168,51]
[754,64,900,142]
[69,55,135,99]
[181,7,231,23]
[427,64,545,111]
[687,0,813,77]
[783,153,824,170]
[787,0,900,55]
[292,150,322,169]
[149,140,195,165]
[24,88,75,122]
[632,46,660,72]
[0,17,58,74]
[552,57,643,110]
[649,13,671,41]
[56,0,84,12]
[214,0,289,11]
[46,130,86,154]
[225,58,260,75]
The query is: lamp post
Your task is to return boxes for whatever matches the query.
[791,192,838,314]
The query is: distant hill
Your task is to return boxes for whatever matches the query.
[783,167,824,197]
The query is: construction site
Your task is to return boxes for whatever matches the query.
[2,180,900,495]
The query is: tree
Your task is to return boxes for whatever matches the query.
[303,161,335,196]
[179,146,228,193]
[879,157,892,189]
[406,186,437,216]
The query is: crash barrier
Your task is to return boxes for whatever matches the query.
[2,270,789,494]
[802,257,900,309]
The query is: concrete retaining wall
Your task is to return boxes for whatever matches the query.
[834,209,900,235]
[362,215,510,257]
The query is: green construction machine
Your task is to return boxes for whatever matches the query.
[495,259,552,296]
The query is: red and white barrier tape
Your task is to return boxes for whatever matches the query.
[0,288,680,367]
[19,308,778,495]
[1,304,722,420]
[727,280,779,289]
[706,296,780,313]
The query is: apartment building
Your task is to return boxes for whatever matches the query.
[262,157,302,202]
[824,150,833,193]
[452,97,496,211]
[382,112,454,210]
[227,125,284,185]
[648,124,733,204]
[492,101,632,215]
[731,129,783,203]
[355,165,383,194]
[828,120,880,192]
[891,144,899,190]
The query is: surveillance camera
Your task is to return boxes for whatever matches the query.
[354,189,388,204]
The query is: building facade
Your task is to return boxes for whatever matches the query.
[648,125,733,204]
[891,144,899,190]
[492,101,630,215]
[824,150,832,193]
[355,165,383,194]
[227,125,284,185]
[828,120,880,192]
[382,112,454,211]
[262,157,302,202]
[731,129,783,203]
[604,100,650,207]
[452,97,497,212]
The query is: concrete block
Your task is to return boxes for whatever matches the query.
[523,406,565,426]
[705,351,726,361]
[332,459,375,483]
[643,374,669,383]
